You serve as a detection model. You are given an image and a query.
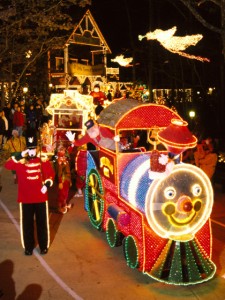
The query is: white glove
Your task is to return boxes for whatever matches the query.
[21,149,29,157]
[65,131,75,142]
[114,135,120,142]
[41,185,47,194]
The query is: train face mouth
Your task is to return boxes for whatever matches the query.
[162,197,202,227]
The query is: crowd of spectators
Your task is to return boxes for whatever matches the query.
[0,84,140,151]
[0,94,51,150]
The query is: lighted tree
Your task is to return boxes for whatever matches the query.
[173,0,225,133]
[0,0,91,103]
[174,0,224,58]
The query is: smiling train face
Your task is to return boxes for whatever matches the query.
[145,164,214,242]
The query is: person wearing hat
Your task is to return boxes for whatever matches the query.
[4,132,55,256]
[90,84,107,106]
[66,119,120,151]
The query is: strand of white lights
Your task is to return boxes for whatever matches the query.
[139,26,209,62]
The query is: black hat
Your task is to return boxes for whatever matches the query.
[26,132,38,149]
[85,119,95,130]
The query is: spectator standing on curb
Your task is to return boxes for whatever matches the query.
[194,139,218,180]
[1,110,9,146]
[35,98,44,129]
[26,104,37,130]
[13,106,25,136]
[3,129,26,183]
[3,102,11,138]
[0,109,6,150]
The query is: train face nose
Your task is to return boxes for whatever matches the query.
[177,196,193,213]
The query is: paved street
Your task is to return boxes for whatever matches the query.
[1,166,225,300]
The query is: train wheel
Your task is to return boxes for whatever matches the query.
[123,235,139,269]
[106,218,123,247]
[86,169,104,230]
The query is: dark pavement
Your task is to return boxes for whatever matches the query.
[1,167,225,300]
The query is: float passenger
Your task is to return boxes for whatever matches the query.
[66,119,120,151]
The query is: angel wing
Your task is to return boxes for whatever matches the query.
[111,55,133,66]
[139,26,209,62]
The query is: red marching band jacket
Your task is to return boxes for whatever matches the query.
[5,157,55,204]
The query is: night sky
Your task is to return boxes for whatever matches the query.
[87,0,216,55]
[81,0,220,88]
[90,0,152,53]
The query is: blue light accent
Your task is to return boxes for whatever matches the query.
[120,154,152,212]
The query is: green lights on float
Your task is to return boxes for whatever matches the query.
[123,236,139,269]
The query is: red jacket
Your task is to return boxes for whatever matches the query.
[90,91,107,105]
[4,157,55,203]
[13,111,25,127]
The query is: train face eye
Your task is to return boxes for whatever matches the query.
[192,184,202,196]
[164,187,176,200]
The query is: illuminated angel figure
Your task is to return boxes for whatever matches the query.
[139,26,209,62]
[111,54,133,67]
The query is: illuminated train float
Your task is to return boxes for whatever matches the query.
[77,99,216,285]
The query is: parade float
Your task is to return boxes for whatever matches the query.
[46,89,94,149]
[78,99,216,285]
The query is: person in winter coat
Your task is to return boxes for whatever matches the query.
[0,109,6,150]
[2,110,9,146]
[26,104,37,130]
[3,129,26,183]
[194,139,218,180]
[13,106,25,136]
